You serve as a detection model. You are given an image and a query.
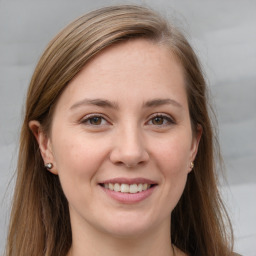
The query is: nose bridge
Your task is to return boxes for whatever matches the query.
[110,121,149,167]
[122,123,142,152]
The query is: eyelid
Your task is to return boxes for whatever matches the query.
[79,112,175,127]
[80,113,111,126]
[146,113,176,125]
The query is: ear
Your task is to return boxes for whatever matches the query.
[189,124,202,171]
[29,120,58,175]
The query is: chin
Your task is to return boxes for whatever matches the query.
[104,224,150,239]
[98,211,159,238]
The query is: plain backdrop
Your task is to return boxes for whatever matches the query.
[0,0,255,255]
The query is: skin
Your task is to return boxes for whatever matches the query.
[30,39,201,256]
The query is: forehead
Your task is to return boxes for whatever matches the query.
[55,39,187,111]
[81,39,182,81]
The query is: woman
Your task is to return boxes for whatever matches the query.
[6,4,235,256]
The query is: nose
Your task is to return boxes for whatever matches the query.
[109,126,149,168]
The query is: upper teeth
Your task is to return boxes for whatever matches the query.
[104,183,150,193]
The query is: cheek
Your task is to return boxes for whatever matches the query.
[51,133,107,195]
[154,136,191,175]
[152,137,191,206]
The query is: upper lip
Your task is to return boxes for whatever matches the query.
[99,177,157,185]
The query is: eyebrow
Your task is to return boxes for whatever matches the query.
[70,97,182,111]
[143,98,182,109]
[70,98,119,110]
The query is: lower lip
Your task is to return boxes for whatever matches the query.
[100,185,156,204]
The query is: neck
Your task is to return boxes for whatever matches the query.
[68,217,175,256]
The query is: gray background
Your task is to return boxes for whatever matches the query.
[0,0,255,255]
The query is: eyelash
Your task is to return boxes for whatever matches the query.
[80,113,175,127]
[146,113,175,126]
[80,114,109,126]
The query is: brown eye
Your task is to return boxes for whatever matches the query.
[152,116,164,125]
[147,114,175,127]
[89,116,102,125]
[81,115,108,126]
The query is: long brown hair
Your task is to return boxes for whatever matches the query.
[6,5,233,256]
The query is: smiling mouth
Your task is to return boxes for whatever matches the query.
[99,183,155,194]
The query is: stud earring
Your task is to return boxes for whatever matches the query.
[190,162,194,169]
[45,163,53,169]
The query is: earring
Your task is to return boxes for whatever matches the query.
[45,163,53,169]
[190,162,194,169]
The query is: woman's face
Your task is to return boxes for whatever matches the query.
[40,39,200,238]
